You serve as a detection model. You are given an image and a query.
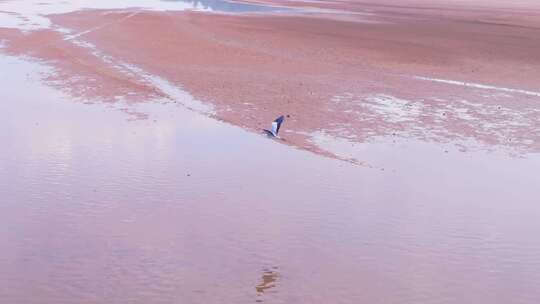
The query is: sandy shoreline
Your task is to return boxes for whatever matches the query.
[2,54,540,304]
[2,1,540,303]
[1,1,539,159]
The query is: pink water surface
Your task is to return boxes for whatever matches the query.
[1,54,540,304]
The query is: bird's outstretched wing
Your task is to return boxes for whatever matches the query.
[263,115,285,137]
[273,115,285,136]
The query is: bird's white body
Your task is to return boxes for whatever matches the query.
[271,121,279,137]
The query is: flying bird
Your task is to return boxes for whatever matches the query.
[263,115,285,138]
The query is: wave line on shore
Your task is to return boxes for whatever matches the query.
[414,76,540,97]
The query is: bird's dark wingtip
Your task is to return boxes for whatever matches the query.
[262,129,275,137]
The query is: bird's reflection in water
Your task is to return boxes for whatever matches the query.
[255,267,279,302]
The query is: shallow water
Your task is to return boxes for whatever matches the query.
[165,0,286,13]
[1,54,540,303]
[0,0,287,30]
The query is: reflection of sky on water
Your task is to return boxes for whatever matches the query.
[2,55,540,304]
[163,0,285,13]
[0,0,286,30]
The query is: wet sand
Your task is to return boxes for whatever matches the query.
[2,54,540,304]
[1,0,540,158]
[1,0,540,303]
